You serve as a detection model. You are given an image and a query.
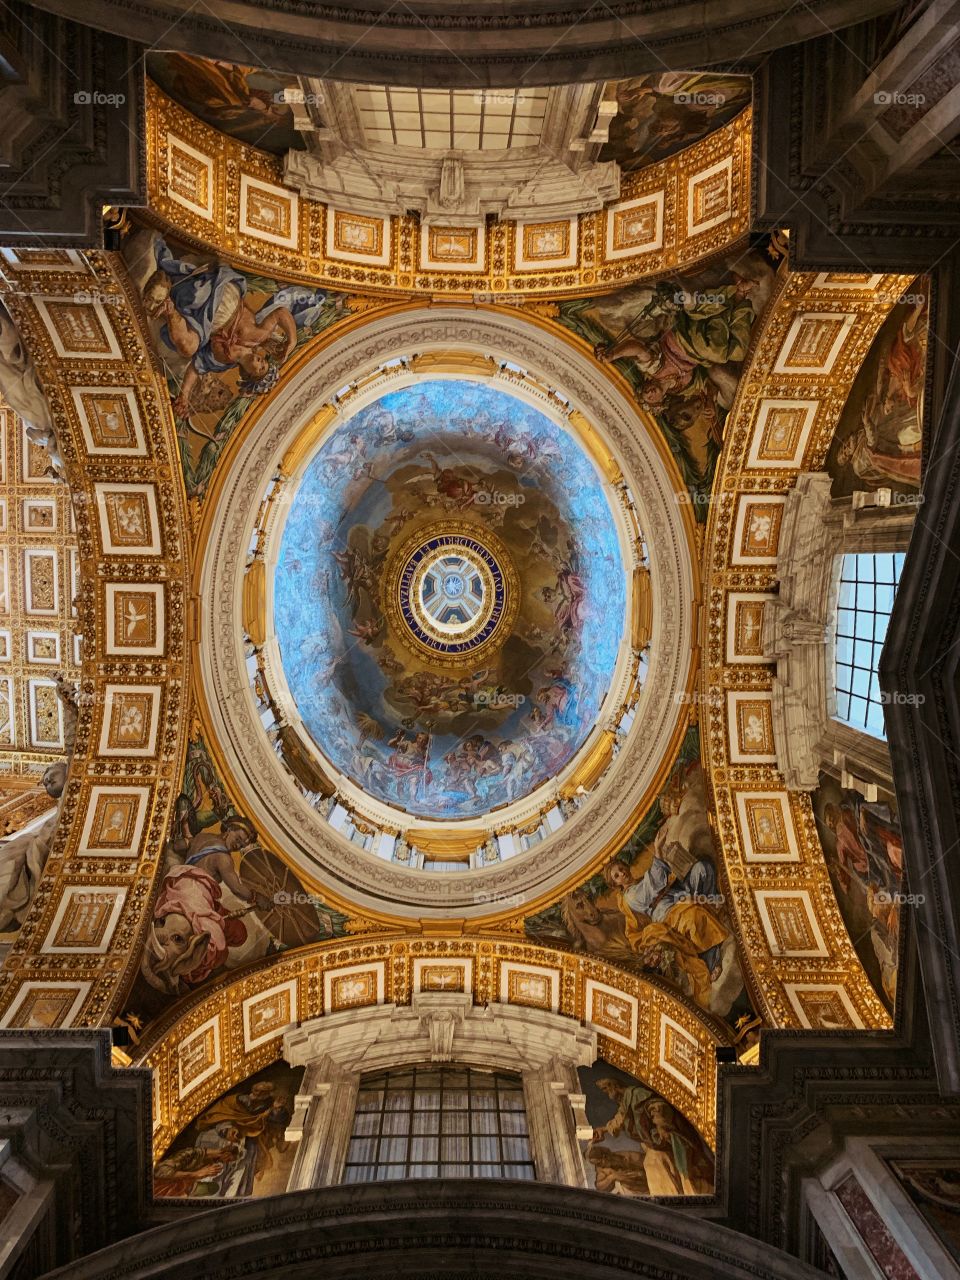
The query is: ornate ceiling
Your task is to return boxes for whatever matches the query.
[271,377,627,821]
[0,57,928,1184]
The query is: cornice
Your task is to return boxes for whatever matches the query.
[195,305,697,921]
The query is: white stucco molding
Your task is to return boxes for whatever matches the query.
[198,306,696,918]
[283,994,597,1076]
[281,995,597,1189]
[765,473,912,792]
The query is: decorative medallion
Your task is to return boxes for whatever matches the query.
[385,522,519,667]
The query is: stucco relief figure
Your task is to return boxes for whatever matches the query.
[0,676,78,933]
[579,1061,715,1197]
[0,302,65,478]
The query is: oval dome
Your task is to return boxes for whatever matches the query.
[273,378,627,820]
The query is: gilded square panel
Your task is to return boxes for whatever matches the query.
[811,272,884,291]
[746,399,819,469]
[77,784,151,856]
[0,982,90,1028]
[22,499,56,533]
[583,978,638,1047]
[773,312,856,375]
[326,209,391,266]
[499,961,559,1011]
[686,157,732,235]
[658,1013,700,1093]
[26,630,59,664]
[755,889,830,957]
[242,978,299,1050]
[412,956,473,994]
[725,592,772,664]
[34,298,122,360]
[166,134,215,220]
[240,174,299,249]
[43,885,126,953]
[104,583,165,657]
[94,483,162,555]
[420,225,484,272]
[0,248,88,273]
[784,982,864,1029]
[514,217,578,270]
[730,496,785,565]
[71,386,147,456]
[733,790,800,862]
[605,192,664,260]
[96,684,162,758]
[726,691,777,764]
[324,960,385,1011]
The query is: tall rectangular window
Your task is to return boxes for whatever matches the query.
[834,551,905,738]
[342,1065,535,1183]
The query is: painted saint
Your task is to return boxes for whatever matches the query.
[578,1059,714,1196]
[153,1061,303,1198]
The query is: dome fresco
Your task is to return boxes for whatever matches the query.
[273,379,628,820]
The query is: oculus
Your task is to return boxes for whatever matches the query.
[387,524,519,662]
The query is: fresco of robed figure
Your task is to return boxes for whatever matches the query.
[555,241,781,513]
[812,771,904,1011]
[599,73,752,171]
[825,288,928,498]
[124,735,348,1023]
[153,1060,304,1199]
[146,52,306,154]
[525,728,759,1035]
[122,226,350,500]
[578,1058,714,1196]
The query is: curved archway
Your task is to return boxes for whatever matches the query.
[0,250,192,1029]
[41,1180,829,1280]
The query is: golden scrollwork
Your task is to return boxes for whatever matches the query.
[144,82,753,303]
[699,268,917,1032]
[141,934,726,1161]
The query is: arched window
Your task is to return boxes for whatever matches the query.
[834,551,905,739]
[342,1065,535,1183]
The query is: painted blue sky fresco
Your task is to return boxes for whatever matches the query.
[273,378,626,820]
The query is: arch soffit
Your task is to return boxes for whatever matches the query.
[145,86,752,301]
[139,935,726,1160]
[699,266,916,1032]
[0,249,192,1028]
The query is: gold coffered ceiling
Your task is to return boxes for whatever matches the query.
[0,80,921,1159]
